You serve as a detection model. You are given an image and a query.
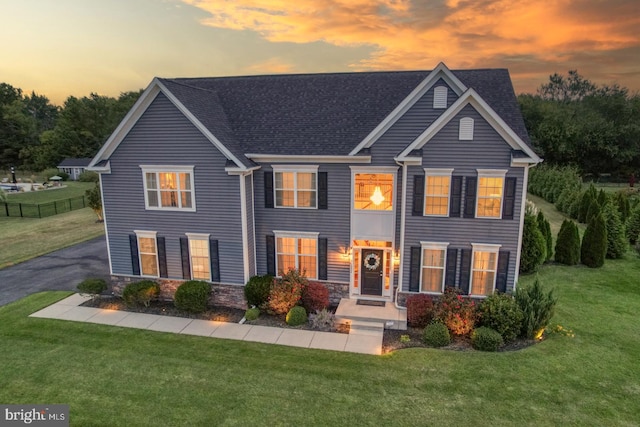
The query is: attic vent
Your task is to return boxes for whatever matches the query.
[433,86,448,109]
[459,117,474,140]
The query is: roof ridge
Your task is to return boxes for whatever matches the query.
[159,78,220,94]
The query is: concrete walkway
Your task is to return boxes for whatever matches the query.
[30,294,383,355]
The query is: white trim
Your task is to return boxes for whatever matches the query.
[239,173,250,283]
[87,161,111,173]
[433,86,448,109]
[273,230,320,238]
[475,170,507,219]
[185,232,210,239]
[186,233,211,281]
[134,230,159,278]
[250,171,257,276]
[272,165,319,171]
[247,154,371,164]
[419,242,449,294]
[477,169,508,177]
[140,166,196,212]
[513,165,530,288]
[273,231,320,279]
[349,62,467,155]
[423,169,454,217]
[395,161,408,305]
[98,174,114,276]
[349,165,399,173]
[459,117,474,140]
[469,243,501,296]
[272,166,319,209]
[396,88,541,163]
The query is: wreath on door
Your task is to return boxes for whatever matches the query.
[364,252,381,271]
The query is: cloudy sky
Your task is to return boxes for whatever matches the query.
[2,0,638,105]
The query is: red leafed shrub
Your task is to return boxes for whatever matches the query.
[434,287,477,336]
[267,269,307,315]
[301,281,329,313]
[406,294,435,328]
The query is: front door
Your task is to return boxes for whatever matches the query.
[361,249,383,296]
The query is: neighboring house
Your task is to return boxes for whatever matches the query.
[89,62,541,310]
[57,158,93,180]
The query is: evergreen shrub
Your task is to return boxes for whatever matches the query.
[520,214,546,273]
[476,292,523,342]
[122,280,160,307]
[422,322,451,347]
[554,220,581,265]
[581,213,607,268]
[244,275,273,307]
[471,327,504,351]
[515,279,557,339]
[77,278,107,299]
[603,202,628,259]
[244,307,260,321]
[285,306,308,326]
[174,280,211,313]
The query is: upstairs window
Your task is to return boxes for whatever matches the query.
[141,166,195,211]
[354,173,394,211]
[274,166,318,208]
[424,169,453,216]
[433,86,448,109]
[476,170,507,218]
[459,117,474,140]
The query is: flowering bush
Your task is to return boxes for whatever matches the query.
[433,287,476,336]
[406,293,435,328]
[267,269,307,315]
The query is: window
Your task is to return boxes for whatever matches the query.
[424,169,453,216]
[354,173,394,211]
[470,244,500,296]
[273,167,317,208]
[135,231,158,277]
[187,234,210,281]
[476,170,507,218]
[434,86,448,109]
[141,166,195,211]
[459,117,474,140]
[421,242,448,293]
[275,231,318,279]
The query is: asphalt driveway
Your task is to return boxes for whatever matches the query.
[0,236,110,306]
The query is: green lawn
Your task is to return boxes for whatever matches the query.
[4,181,95,204]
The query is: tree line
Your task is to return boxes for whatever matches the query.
[0,83,141,171]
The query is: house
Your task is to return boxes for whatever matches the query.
[88,62,541,316]
[57,158,93,180]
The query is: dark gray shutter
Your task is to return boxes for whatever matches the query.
[495,251,510,293]
[157,236,168,278]
[412,175,424,216]
[129,234,140,276]
[209,238,220,282]
[409,246,421,292]
[264,171,274,208]
[444,248,458,288]
[180,237,191,279]
[463,177,477,218]
[266,235,276,276]
[502,177,517,220]
[449,176,463,217]
[459,249,472,294]
[318,172,328,210]
[318,238,328,280]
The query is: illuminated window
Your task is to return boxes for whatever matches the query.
[470,244,500,296]
[354,173,393,211]
[141,166,195,211]
[424,169,453,216]
[476,170,507,218]
[135,231,158,277]
[274,167,317,208]
[187,234,210,281]
[275,231,318,279]
[421,242,447,293]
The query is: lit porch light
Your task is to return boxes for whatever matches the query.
[341,246,352,262]
[370,186,385,205]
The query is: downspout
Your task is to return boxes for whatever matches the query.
[394,160,408,310]
[513,164,531,290]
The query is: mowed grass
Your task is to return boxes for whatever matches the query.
[4,181,94,204]
[0,208,104,268]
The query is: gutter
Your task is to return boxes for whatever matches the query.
[394,159,408,310]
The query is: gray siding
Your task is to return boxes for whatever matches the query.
[102,93,245,284]
[245,172,256,277]
[401,105,524,292]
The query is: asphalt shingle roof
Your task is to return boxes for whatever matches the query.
[57,158,93,167]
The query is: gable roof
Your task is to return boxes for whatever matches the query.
[58,158,93,167]
[90,63,535,171]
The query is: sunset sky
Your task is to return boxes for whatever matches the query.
[2,0,638,105]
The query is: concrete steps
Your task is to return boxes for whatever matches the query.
[335,298,407,330]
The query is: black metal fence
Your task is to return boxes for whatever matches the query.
[0,196,86,218]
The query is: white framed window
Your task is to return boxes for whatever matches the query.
[424,168,453,216]
[420,242,448,293]
[187,233,210,281]
[459,117,474,140]
[476,169,507,218]
[274,231,319,279]
[434,86,448,109]
[141,166,195,211]
[470,243,501,296]
[135,230,159,277]
[353,173,394,211]
[273,165,318,208]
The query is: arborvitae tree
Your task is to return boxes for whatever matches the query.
[597,189,608,207]
[581,213,607,268]
[614,191,631,222]
[578,186,597,223]
[626,205,640,245]
[555,220,581,265]
[537,211,553,261]
[520,214,547,273]
[602,202,628,259]
[585,199,601,225]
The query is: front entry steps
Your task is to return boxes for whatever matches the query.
[335,298,407,330]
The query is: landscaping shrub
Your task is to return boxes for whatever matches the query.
[581,213,607,268]
[585,199,601,225]
[537,211,553,261]
[77,278,107,299]
[520,214,546,273]
[528,165,581,206]
[267,269,306,315]
[614,191,631,222]
[41,168,68,181]
[597,189,608,207]
[627,205,640,245]
[422,322,451,347]
[471,327,504,351]
[476,293,523,343]
[406,293,435,328]
[174,280,211,313]
[244,274,273,307]
[434,287,476,336]
[244,307,260,321]
[78,170,99,182]
[578,186,597,223]
[602,202,628,259]
[122,280,160,307]
[286,306,308,326]
[300,281,329,313]
[555,220,581,265]
[309,308,335,331]
[515,279,557,339]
